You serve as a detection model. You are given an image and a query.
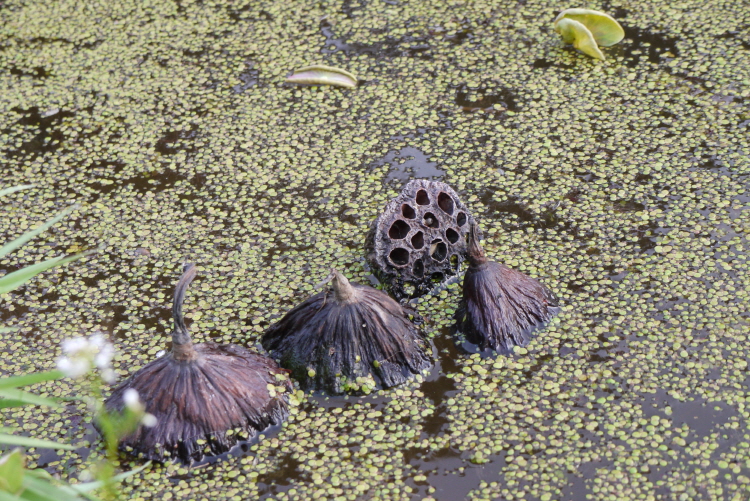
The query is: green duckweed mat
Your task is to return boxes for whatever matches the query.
[1,0,749,499]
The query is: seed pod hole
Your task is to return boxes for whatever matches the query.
[411,231,425,249]
[430,240,447,261]
[450,254,459,267]
[389,248,410,266]
[423,212,439,228]
[413,259,424,277]
[437,192,454,215]
[416,190,430,205]
[446,228,459,244]
[456,212,467,227]
[402,204,416,219]
[388,220,411,239]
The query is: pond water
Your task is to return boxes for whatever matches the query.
[0,0,749,500]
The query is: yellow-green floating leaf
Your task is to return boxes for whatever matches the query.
[554,8,624,47]
[286,64,357,89]
[554,18,605,60]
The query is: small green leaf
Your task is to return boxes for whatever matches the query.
[0,371,63,390]
[0,449,25,494]
[0,389,63,409]
[554,8,624,47]
[554,18,605,60]
[0,434,76,450]
[286,65,358,89]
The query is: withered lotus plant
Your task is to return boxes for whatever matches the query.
[104,264,291,463]
[261,269,432,394]
[456,224,560,353]
[364,179,480,299]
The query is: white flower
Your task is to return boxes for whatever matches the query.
[155,350,165,358]
[56,332,116,381]
[123,388,143,412]
[89,333,106,348]
[100,368,116,384]
[122,389,157,427]
[91,335,115,370]
[142,413,158,427]
[61,337,89,355]
[56,357,90,379]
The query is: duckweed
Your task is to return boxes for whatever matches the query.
[1,0,749,499]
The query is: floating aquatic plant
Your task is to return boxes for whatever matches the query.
[104,264,291,463]
[1,340,148,501]
[456,224,560,353]
[261,269,432,394]
[553,8,624,60]
[0,185,93,295]
[285,64,358,88]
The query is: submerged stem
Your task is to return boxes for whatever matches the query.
[172,263,198,361]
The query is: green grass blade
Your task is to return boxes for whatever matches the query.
[0,205,78,259]
[23,470,102,501]
[22,474,84,501]
[0,371,63,390]
[0,490,23,501]
[69,462,151,494]
[0,433,75,450]
[0,250,94,294]
[0,185,34,198]
[0,389,63,409]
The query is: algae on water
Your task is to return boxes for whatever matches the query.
[0,0,748,499]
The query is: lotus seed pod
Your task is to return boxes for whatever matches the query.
[365,180,480,298]
[456,224,561,353]
[103,264,291,463]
